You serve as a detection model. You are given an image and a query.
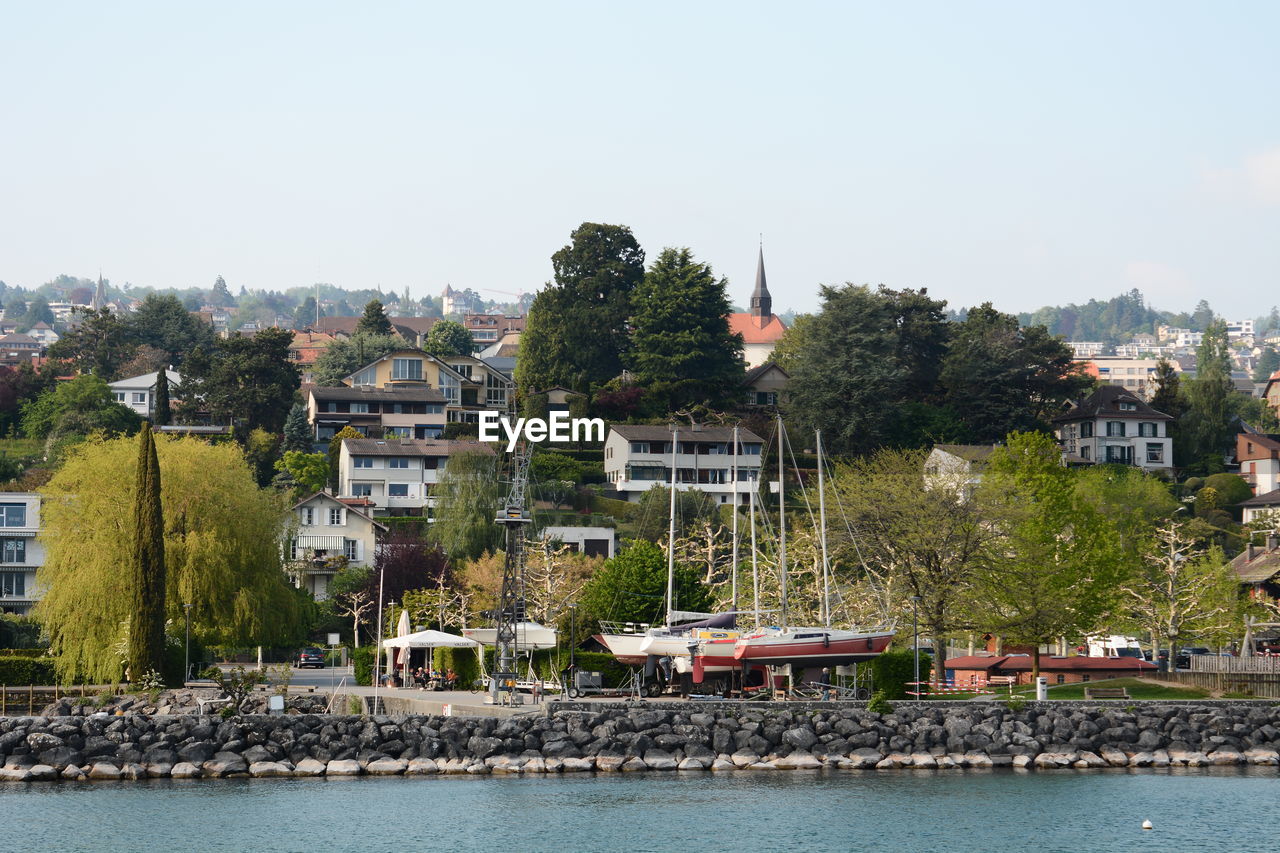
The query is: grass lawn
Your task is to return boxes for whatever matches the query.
[0,438,43,460]
[917,677,1210,701]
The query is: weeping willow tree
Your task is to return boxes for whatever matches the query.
[127,422,166,681]
[430,449,502,560]
[36,434,304,683]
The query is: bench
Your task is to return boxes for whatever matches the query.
[986,676,1017,688]
[1084,686,1130,700]
[254,684,316,693]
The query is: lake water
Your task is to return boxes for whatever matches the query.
[3,768,1274,853]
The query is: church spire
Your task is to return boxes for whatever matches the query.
[750,245,772,327]
[92,272,107,312]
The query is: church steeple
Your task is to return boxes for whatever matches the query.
[750,246,772,327]
[92,273,107,312]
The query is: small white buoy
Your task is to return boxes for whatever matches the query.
[1142,820,1153,831]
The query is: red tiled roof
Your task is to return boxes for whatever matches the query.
[946,654,1156,672]
[727,312,787,344]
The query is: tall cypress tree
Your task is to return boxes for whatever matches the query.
[127,422,166,682]
[153,369,171,427]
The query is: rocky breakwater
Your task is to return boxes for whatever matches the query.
[3,702,1280,782]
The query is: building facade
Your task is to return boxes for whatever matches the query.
[1052,385,1174,472]
[284,492,386,600]
[726,249,787,368]
[108,370,182,419]
[0,494,42,616]
[307,385,448,442]
[337,437,495,516]
[603,424,766,504]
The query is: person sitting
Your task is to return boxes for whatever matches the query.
[445,668,457,690]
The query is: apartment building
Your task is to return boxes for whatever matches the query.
[337,437,495,516]
[307,385,447,441]
[1053,386,1174,472]
[603,424,766,504]
[284,492,386,600]
[0,494,42,616]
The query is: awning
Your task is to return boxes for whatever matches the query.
[627,461,666,468]
[381,629,478,649]
[296,535,346,551]
[0,530,36,538]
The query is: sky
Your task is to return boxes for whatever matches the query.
[1,1,1277,319]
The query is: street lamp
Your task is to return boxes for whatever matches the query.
[183,603,193,683]
[568,603,577,671]
[910,596,921,700]
[372,563,386,712]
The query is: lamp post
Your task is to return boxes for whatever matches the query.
[568,603,577,671]
[372,563,386,712]
[183,603,193,684]
[910,596,921,700]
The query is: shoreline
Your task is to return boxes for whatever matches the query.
[4,701,1280,783]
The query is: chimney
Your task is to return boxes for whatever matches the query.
[1248,543,1258,561]
[1269,533,1279,552]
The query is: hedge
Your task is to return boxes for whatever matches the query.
[432,646,482,690]
[0,655,58,685]
[870,648,931,700]
[0,648,47,658]
[352,646,375,686]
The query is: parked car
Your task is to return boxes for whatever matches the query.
[1176,647,1211,669]
[295,647,326,669]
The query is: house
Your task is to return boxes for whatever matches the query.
[603,423,766,504]
[442,285,482,316]
[1068,342,1106,358]
[924,444,999,494]
[1237,429,1280,495]
[26,322,59,346]
[1229,534,1280,607]
[288,331,338,384]
[0,333,42,366]
[337,437,495,516]
[537,386,585,414]
[742,362,790,407]
[943,653,1156,687]
[307,385,447,442]
[726,249,787,368]
[0,494,43,617]
[464,314,525,351]
[477,332,521,359]
[342,348,510,424]
[1052,385,1174,472]
[308,316,439,347]
[1264,370,1280,415]
[284,492,387,600]
[108,370,182,418]
[1238,489,1280,525]
[540,526,616,559]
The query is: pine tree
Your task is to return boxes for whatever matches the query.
[282,403,312,453]
[127,422,166,683]
[356,299,393,336]
[153,369,171,426]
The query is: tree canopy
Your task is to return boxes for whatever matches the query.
[576,540,713,632]
[125,294,215,366]
[430,450,502,560]
[20,374,141,440]
[180,328,300,432]
[356,298,393,336]
[422,320,475,357]
[310,332,406,386]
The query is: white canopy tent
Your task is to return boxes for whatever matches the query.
[380,630,479,686]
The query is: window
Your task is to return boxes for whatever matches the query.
[1106,445,1133,464]
[132,392,146,404]
[351,402,369,414]
[1146,443,1164,464]
[353,457,374,468]
[351,367,377,386]
[289,539,300,561]
[0,505,26,527]
[113,392,125,402]
[388,483,408,497]
[1138,422,1158,437]
[0,572,24,597]
[1106,421,1125,437]
[425,404,444,414]
[384,427,410,438]
[1080,446,1091,460]
[1056,675,1065,685]
[301,507,314,526]
[344,540,359,560]
[328,508,343,525]
[438,374,460,404]
[755,391,777,406]
[392,358,423,381]
[351,483,373,497]
[2,539,25,564]
[389,458,409,469]
[741,444,762,455]
[1081,674,1091,683]
[1080,422,1094,438]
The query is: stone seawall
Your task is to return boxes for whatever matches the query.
[3,701,1280,781]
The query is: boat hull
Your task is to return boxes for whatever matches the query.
[733,629,894,668]
[461,623,558,651]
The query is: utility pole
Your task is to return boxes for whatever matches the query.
[731,425,739,614]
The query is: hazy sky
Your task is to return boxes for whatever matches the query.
[2,2,1277,318]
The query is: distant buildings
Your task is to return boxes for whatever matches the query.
[1078,357,1174,400]
[0,494,43,617]
[108,370,182,418]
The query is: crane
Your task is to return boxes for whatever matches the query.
[490,444,532,705]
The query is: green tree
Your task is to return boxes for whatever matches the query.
[1253,346,1280,383]
[628,247,746,411]
[430,450,502,560]
[282,403,312,453]
[21,374,142,439]
[292,296,321,330]
[1190,299,1216,331]
[1182,320,1234,473]
[37,434,304,683]
[243,427,281,488]
[310,332,406,386]
[153,368,172,426]
[422,320,475,357]
[211,275,234,307]
[974,431,1118,678]
[939,303,1091,442]
[516,222,645,393]
[180,328,299,432]
[788,284,949,455]
[630,486,723,544]
[356,298,393,336]
[275,450,329,494]
[127,423,166,682]
[125,294,216,366]
[768,313,813,373]
[46,308,136,380]
[576,540,713,631]
[19,296,54,331]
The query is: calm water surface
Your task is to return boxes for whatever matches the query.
[2,768,1274,853]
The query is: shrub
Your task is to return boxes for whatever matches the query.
[432,646,481,689]
[870,649,931,700]
[0,655,58,685]
[351,645,376,686]
[866,691,893,714]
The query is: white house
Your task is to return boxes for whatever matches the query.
[1238,430,1280,497]
[924,444,999,496]
[285,492,387,600]
[337,437,495,516]
[603,424,765,504]
[0,494,43,617]
[108,370,181,418]
[1052,385,1174,472]
[726,249,787,368]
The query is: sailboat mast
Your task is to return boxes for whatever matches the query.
[749,476,759,630]
[817,430,831,628]
[666,425,679,626]
[777,414,788,632]
[731,425,739,613]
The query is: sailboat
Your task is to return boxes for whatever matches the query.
[717,419,895,671]
[462,622,558,651]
